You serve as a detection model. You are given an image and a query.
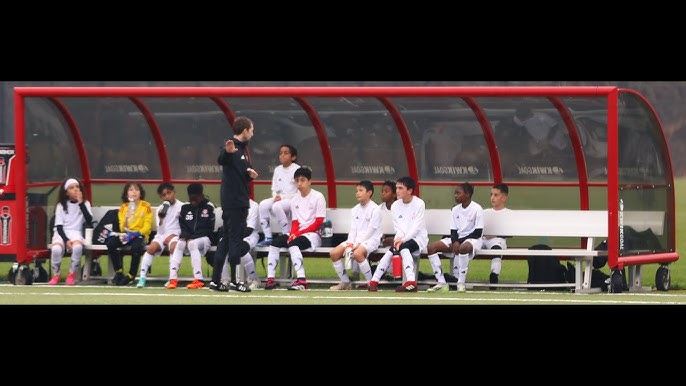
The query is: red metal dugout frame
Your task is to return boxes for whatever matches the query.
[8,86,678,274]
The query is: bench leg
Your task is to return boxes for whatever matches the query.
[107,256,115,284]
[81,251,93,282]
[627,265,645,291]
[575,258,596,293]
[414,257,419,281]
[583,259,592,290]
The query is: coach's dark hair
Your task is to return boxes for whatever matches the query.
[460,182,474,197]
[358,180,374,195]
[396,176,416,192]
[233,116,253,136]
[493,183,508,195]
[294,166,312,180]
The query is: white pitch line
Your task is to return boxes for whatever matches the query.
[1,291,684,304]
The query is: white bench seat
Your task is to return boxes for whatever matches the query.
[76,205,664,292]
[254,208,663,293]
[77,205,222,283]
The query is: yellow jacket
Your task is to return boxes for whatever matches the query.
[118,200,154,242]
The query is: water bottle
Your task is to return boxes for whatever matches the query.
[343,247,353,270]
[320,219,333,247]
[392,249,402,279]
[128,197,136,213]
[321,219,333,238]
[159,200,170,217]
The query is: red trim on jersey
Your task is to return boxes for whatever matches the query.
[289,219,299,236]
[300,217,324,236]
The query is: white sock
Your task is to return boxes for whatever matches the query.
[427,253,446,283]
[50,245,63,276]
[357,259,373,282]
[491,257,502,275]
[289,246,305,278]
[70,244,83,273]
[457,254,469,284]
[140,252,154,278]
[240,253,258,281]
[267,246,280,278]
[189,242,204,280]
[400,248,415,282]
[332,259,350,282]
[371,251,392,282]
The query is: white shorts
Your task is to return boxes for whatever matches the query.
[150,233,179,251]
[244,232,259,249]
[482,236,507,250]
[176,236,211,256]
[439,237,483,259]
[338,240,379,258]
[52,229,84,245]
[300,232,321,251]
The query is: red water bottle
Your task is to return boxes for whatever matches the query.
[392,250,402,279]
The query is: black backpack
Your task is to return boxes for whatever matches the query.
[92,209,120,245]
[527,244,568,290]
[565,262,611,292]
[7,264,34,285]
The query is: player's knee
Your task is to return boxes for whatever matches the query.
[458,243,473,254]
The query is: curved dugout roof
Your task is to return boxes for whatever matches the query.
[10,86,678,270]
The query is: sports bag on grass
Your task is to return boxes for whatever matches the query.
[526,244,568,290]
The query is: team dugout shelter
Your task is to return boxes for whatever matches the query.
[3,86,678,289]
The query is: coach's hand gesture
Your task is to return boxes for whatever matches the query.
[225,139,237,153]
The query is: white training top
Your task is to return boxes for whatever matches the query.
[346,201,383,246]
[379,202,392,215]
[379,201,394,235]
[156,199,184,238]
[451,200,484,239]
[482,207,511,238]
[391,195,429,251]
[271,163,300,200]
[247,199,260,235]
[291,188,327,232]
[54,200,93,232]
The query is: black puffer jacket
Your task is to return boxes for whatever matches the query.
[179,198,216,240]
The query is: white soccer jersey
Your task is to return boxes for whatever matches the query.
[54,200,92,232]
[346,201,383,246]
[245,199,260,247]
[391,196,429,251]
[271,163,300,200]
[380,202,392,216]
[291,188,327,232]
[247,199,259,231]
[482,207,511,237]
[156,200,184,238]
[379,201,394,235]
[451,201,485,239]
